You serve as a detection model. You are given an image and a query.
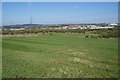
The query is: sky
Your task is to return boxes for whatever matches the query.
[2,2,118,25]
[2,0,120,2]
[0,2,2,26]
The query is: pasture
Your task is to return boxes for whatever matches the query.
[2,33,118,78]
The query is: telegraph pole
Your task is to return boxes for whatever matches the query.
[10,20,13,30]
[30,17,32,27]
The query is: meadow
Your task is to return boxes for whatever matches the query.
[2,33,118,78]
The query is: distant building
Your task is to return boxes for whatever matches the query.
[110,23,117,26]
[63,26,68,29]
[10,28,25,30]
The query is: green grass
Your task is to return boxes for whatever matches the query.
[2,33,118,78]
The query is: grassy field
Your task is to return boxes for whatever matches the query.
[2,33,118,78]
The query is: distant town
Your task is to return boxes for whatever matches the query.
[0,23,118,31]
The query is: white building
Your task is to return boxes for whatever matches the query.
[62,26,68,29]
[10,28,25,30]
[110,23,117,26]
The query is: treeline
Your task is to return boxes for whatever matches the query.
[86,32,119,39]
[2,29,86,35]
[1,26,120,38]
[86,26,120,38]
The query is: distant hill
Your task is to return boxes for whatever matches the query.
[3,24,43,28]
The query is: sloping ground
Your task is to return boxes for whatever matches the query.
[2,33,118,78]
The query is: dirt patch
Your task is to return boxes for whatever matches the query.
[72,57,92,66]
[66,49,87,57]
